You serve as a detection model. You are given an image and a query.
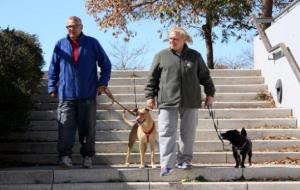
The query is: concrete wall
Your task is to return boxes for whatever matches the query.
[254,2,300,127]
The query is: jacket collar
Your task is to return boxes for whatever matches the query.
[67,32,84,43]
[169,44,189,56]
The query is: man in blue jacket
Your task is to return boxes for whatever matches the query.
[48,16,112,168]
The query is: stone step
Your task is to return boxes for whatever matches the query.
[33,101,274,110]
[37,84,268,94]
[29,108,292,121]
[1,128,299,142]
[1,140,299,154]
[29,118,297,131]
[32,92,264,103]
[110,84,268,93]
[109,69,263,77]
[1,152,300,165]
[1,181,300,190]
[1,165,300,185]
[42,69,262,78]
[40,76,265,86]
[95,108,292,120]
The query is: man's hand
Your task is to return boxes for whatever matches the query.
[97,86,112,98]
[50,92,57,98]
[146,99,156,109]
[205,96,214,107]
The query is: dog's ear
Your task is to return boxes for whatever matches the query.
[145,107,152,112]
[241,128,247,137]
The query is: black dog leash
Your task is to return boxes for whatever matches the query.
[207,105,226,150]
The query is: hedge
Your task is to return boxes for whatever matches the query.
[0,28,44,134]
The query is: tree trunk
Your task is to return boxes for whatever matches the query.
[261,0,273,30]
[202,15,214,69]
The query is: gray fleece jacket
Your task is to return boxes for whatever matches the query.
[145,45,215,108]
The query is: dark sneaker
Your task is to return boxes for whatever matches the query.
[82,156,92,168]
[160,167,173,176]
[59,156,72,168]
[176,162,192,169]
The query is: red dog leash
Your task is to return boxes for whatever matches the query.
[103,91,137,117]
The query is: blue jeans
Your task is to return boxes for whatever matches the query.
[57,98,96,159]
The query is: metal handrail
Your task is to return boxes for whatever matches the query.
[251,15,300,84]
[273,0,300,21]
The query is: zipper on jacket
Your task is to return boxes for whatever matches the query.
[179,56,184,107]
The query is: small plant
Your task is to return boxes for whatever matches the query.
[256,90,270,100]
[182,175,208,182]
[181,177,193,182]
[256,90,275,106]
[195,175,208,182]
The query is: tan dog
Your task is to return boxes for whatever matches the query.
[123,108,157,168]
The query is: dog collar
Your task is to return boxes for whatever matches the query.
[143,122,155,143]
[236,141,247,151]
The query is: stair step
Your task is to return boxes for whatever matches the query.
[106,69,262,77]
[96,108,292,120]
[32,93,265,103]
[30,108,291,121]
[1,174,300,190]
[37,84,268,94]
[1,140,300,154]
[1,152,300,165]
[42,69,262,79]
[33,101,274,110]
[2,128,300,142]
[9,182,297,190]
[29,118,297,131]
[40,76,265,86]
[1,165,300,184]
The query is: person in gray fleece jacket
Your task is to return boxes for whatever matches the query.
[145,27,215,176]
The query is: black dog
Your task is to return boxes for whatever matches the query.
[221,128,252,168]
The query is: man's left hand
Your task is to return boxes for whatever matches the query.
[97,86,112,98]
[205,96,214,107]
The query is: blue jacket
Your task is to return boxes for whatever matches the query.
[48,33,111,101]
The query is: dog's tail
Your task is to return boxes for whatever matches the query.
[241,128,247,137]
[122,109,135,127]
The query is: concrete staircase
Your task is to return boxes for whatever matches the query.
[1,69,300,189]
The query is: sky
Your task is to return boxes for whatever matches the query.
[0,0,254,70]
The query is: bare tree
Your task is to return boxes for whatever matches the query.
[215,48,254,69]
[86,0,255,69]
[108,40,148,70]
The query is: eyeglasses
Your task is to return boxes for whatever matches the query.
[66,24,81,29]
[169,37,180,41]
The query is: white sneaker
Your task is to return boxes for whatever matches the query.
[60,156,72,168]
[82,156,92,168]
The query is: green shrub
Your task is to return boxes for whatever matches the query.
[0,28,44,134]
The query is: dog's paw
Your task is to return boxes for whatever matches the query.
[151,164,157,168]
[139,165,145,169]
[125,163,130,167]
